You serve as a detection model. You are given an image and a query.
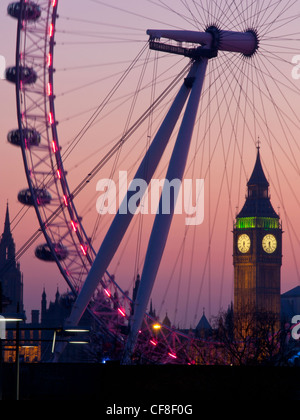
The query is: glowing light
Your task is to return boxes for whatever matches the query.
[52,140,58,153]
[52,0,57,6]
[48,112,54,125]
[0,317,24,322]
[64,328,89,333]
[80,244,87,256]
[150,339,157,346]
[47,53,52,67]
[152,323,161,330]
[168,352,177,359]
[118,308,126,317]
[47,82,52,96]
[63,195,68,206]
[49,24,54,37]
[104,289,111,298]
[71,220,77,232]
[56,169,61,179]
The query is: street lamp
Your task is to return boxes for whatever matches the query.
[64,327,89,333]
[51,326,90,354]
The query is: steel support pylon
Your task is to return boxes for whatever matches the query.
[52,61,198,361]
[122,57,208,364]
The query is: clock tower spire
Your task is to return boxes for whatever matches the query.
[233,146,282,329]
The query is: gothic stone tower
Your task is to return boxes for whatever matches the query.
[233,147,282,328]
[0,203,24,314]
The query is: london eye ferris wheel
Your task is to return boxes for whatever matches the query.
[4,0,300,363]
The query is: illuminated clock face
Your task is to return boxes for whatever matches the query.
[262,234,277,253]
[237,234,251,253]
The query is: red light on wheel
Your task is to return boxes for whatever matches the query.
[104,289,111,298]
[49,24,54,37]
[63,195,68,206]
[47,53,52,67]
[80,244,87,255]
[52,140,58,152]
[48,112,54,125]
[118,308,126,317]
[168,352,177,359]
[47,82,52,96]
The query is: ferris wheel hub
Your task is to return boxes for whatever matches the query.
[147,26,259,57]
[7,1,41,21]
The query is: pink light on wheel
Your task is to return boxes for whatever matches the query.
[118,308,126,317]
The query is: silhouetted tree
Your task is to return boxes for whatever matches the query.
[213,304,292,366]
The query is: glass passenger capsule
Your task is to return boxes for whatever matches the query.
[18,188,52,206]
[7,128,41,147]
[5,66,37,85]
[7,2,41,21]
[35,243,68,262]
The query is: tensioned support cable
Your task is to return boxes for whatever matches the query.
[0,63,191,278]
[52,60,197,362]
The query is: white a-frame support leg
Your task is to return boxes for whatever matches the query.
[52,63,199,361]
[122,57,208,364]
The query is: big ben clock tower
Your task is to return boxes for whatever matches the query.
[233,146,282,327]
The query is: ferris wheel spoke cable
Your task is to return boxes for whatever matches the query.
[253,66,300,282]
[255,53,300,172]
[190,50,256,315]
[147,0,201,30]
[259,0,299,38]
[227,48,300,284]
[8,45,152,235]
[88,76,148,244]
[212,58,245,309]
[21,59,185,219]
[60,42,149,163]
[90,0,189,31]
[58,57,187,166]
[59,14,145,33]
[1,62,191,278]
[222,53,300,174]
[7,0,300,363]
[155,49,246,324]
[133,52,159,281]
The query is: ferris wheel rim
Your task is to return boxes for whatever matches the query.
[9,0,198,364]
[10,0,139,347]
[7,0,300,364]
